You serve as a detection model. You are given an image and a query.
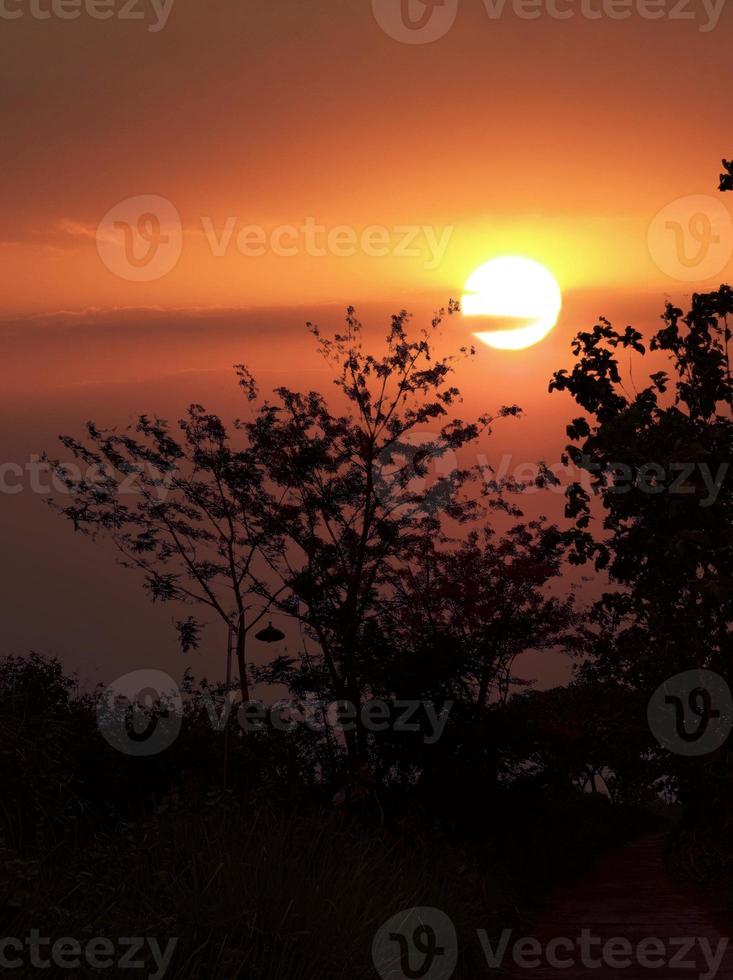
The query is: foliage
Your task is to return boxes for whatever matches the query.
[49,395,282,700]
[245,305,523,756]
[50,305,570,772]
[1,693,649,980]
[550,291,733,688]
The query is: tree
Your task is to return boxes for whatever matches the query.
[719,158,733,192]
[49,392,283,702]
[550,289,733,689]
[548,159,733,825]
[505,681,661,804]
[379,520,576,708]
[353,517,577,814]
[247,304,522,763]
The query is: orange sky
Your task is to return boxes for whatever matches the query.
[1,0,731,687]
[2,0,732,314]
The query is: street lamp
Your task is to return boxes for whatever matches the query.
[222,617,285,789]
[255,620,285,644]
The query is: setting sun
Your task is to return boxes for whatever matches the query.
[462,256,563,351]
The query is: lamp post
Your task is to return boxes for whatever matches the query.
[222,620,234,791]
[255,621,285,644]
[222,617,285,790]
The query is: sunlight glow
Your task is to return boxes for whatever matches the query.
[461,256,563,351]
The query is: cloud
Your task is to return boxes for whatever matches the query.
[0,219,97,251]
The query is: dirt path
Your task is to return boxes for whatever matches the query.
[509,834,733,978]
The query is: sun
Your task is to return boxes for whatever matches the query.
[461,256,562,351]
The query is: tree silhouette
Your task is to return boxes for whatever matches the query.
[719,158,733,192]
[547,161,733,827]
[246,304,523,763]
[49,392,283,701]
[380,521,577,709]
[50,305,528,752]
[550,291,733,688]
[506,681,660,804]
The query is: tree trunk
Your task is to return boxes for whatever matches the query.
[235,614,250,703]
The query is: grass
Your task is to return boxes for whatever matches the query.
[2,790,652,979]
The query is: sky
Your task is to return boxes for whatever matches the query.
[1,0,731,689]
[2,0,732,312]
